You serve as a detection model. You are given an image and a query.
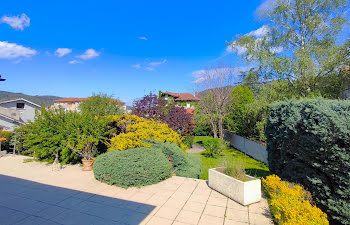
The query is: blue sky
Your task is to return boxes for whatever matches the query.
[0,0,295,104]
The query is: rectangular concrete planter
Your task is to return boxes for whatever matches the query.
[208,167,261,206]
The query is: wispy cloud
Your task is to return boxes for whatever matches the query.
[149,59,167,66]
[145,67,155,71]
[139,37,148,40]
[256,0,277,15]
[77,49,99,60]
[227,25,282,55]
[69,60,83,64]
[191,66,251,84]
[0,13,30,30]
[0,41,37,59]
[55,48,72,57]
[132,64,141,69]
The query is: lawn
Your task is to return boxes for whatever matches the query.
[191,136,270,180]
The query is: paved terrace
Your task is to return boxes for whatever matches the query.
[0,156,273,225]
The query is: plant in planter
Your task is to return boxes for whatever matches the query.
[208,160,261,205]
[67,112,111,171]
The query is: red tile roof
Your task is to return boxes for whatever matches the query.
[185,108,195,114]
[54,97,125,104]
[163,91,200,101]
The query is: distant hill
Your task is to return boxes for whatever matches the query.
[0,91,62,106]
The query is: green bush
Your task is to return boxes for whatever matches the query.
[93,147,172,188]
[202,138,225,157]
[152,142,201,178]
[183,136,194,149]
[0,131,13,151]
[266,98,350,225]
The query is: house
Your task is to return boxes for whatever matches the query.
[0,98,41,131]
[159,91,200,112]
[53,97,126,112]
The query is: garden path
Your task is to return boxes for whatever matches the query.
[186,144,205,154]
[0,155,273,225]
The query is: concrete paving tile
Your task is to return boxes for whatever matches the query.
[163,197,187,209]
[183,201,206,213]
[0,206,29,225]
[188,194,210,204]
[13,216,61,225]
[146,194,169,206]
[120,211,149,225]
[248,198,270,215]
[51,209,120,225]
[173,222,189,225]
[210,191,227,199]
[154,206,181,220]
[56,197,84,209]
[224,219,248,225]
[146,216,173,225]
[34,205,68,220]
[225,208,249,223]
[171,191,192,201]
[249,212,274,225]
[227,199,248,211]
[203,204,226,218]
[198,214,224,225]
[175,209,201,225]
[207,196,227,207]
[129,192,153,203]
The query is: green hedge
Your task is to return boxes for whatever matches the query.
[93,147,172,188]
[152,142,201,179]
[266,99,350,225]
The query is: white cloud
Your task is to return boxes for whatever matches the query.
[132,64,141,69]
[69,60,83,64]
[0,41,37,59]
[256,0,277,14]
[247,25,270,38]
[149,59,167,66]
[191,67,251,84]
[77,49,99,60]
[55,48,72,57]
[1,13,30,30]
[139,37,148,40]
[145,67,155,71]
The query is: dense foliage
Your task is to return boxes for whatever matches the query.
[132,93,195,135]
[93,147,172,188]
[0,131,13,151]
[263,175,328,225]
[266,99,350,224]
[202,137,225,157]
[108,115,186,151]
[79,94,124,116]
[152,142,201,178]
[230,0,349,98]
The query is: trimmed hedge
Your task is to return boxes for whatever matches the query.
[152,142,202,179]
[93,147,172,188]
[266,99,350,225]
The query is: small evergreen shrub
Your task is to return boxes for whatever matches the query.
[202,138,225,157]
[266,99,350,224]
[152,142,201,179]
[263,175,329,225]
[93,147,172,188]
[183,136,194,149]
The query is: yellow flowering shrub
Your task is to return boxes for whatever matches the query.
[108,115,187,151]
[262,175,328,225]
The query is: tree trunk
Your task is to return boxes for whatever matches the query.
[210,119,218,138]
[218,116,224,140]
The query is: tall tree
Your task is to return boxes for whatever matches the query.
[230,0,349,97]
[195,67,234,139]
[79,94,123,116]
[132,93,166,120]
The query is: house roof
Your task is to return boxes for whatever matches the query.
[185,108,195,114]
[0,98,41,109]
[0,112,25,124]
[54,97,125,104]
[163,91,200,101]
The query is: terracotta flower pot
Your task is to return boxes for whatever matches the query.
[82,158,95,171]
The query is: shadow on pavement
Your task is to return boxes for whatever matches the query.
[0,174,155,225]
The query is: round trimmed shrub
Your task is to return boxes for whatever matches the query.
[152,141,202,179]
[93,147,172,188]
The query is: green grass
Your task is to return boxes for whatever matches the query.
[191,136,270,180]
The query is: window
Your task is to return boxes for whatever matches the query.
[16,103,25,109]
[186,103,190,108]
